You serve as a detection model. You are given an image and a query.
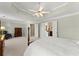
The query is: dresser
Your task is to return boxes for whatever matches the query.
[0,40,4,56]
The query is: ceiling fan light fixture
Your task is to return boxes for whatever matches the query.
[39,13,43,17]
[41,11,49,14]
[34,13,40,17]
[38,6,43,11]
[28,2,49,17]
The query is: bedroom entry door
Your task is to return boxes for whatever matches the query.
[14,28,22,37]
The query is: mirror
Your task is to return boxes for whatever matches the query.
[40,20,57,38]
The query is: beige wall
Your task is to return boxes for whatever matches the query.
[58,14,79,40]
[1,20,27,37]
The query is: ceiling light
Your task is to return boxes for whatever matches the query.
[29,2,49,17]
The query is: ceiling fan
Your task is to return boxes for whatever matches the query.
[28,2,49,17]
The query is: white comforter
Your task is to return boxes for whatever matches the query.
[4,37,27,56]
[24,37,79,56]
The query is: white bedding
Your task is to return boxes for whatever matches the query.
[4,37,27,56]
[24,37,79,56]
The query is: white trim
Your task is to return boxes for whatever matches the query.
[51,3,68,11]
[12,3,33,16]
[55,12,79,19]
[39,12,79,23]
[12,2,68,17]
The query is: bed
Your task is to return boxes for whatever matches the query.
[24,37,79,56]
[4,37,28,56]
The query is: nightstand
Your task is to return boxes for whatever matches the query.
[0,40,4,56]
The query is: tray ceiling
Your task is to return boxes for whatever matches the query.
[0,2,79,23]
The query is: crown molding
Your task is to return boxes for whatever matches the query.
[12,3,34,16]
[51,3,68,11]
[12,2,68,18]
[38,12,79,23]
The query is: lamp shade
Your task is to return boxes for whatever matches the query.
[1,26,5,30]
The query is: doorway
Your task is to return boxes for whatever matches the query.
[14,28,22,37]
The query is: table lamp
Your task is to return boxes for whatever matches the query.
[0,26,5,41]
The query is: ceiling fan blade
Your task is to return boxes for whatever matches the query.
[42,11,49,14]
[28,9,37,12]
[34,13,40,17]
[38,6,43,11]
[39,13,43,17]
